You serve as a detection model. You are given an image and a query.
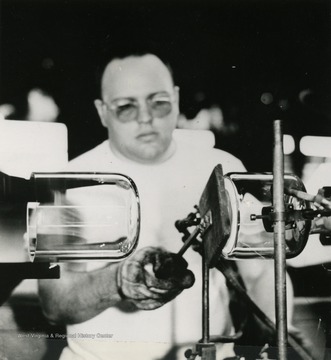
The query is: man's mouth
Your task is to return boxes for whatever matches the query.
[136,132,158,142]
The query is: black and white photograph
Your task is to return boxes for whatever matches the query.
[0,0,331,359]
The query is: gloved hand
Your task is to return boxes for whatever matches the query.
[117,246,195,310]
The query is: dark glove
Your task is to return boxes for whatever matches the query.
[117,246,195,310]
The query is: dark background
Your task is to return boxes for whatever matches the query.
[0,0,331,171]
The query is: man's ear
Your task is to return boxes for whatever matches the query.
[173,86,180,124]
[174,86,180,105]
[94,99,107,128]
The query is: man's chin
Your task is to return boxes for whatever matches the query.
[130,145,165,164]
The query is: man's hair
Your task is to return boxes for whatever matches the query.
[94,40,175,98]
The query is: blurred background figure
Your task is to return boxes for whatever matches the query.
[0,103,15,120]
[178,104,238,134]
[0,87,60,122]
[26,88,60,122]
[178,105,226,132]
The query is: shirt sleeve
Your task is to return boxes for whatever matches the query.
[213,149,247,174]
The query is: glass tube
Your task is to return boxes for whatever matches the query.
[221,173,311,259]
[0,172,140,262]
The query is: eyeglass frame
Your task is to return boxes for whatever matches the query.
[98,87,179,123]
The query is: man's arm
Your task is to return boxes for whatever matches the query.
[38,246,195,325]
[38,262,121,325]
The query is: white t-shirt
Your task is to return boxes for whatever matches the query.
[60,132,246,360]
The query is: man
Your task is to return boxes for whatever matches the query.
[38,51,287,360]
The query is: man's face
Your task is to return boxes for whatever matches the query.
[95,55,179,164]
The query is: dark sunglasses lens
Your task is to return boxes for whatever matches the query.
[117,104,138,122]
[151,100,172,118]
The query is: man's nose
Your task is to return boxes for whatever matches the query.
[137,102,153,124]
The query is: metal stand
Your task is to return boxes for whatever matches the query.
[184,252,217,360]
[179,120,312,360]
[273,120,288,360]
[202,254,210,344]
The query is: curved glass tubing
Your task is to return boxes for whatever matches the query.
[23,172,140,262]
[222,173,311,260]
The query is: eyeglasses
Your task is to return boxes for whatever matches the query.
[101,92,175,123]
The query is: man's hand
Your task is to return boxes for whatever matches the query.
[310,215,331,238]
[117,246,195,310]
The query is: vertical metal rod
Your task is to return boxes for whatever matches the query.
[202,252,210,343]
[273,120,288,360]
